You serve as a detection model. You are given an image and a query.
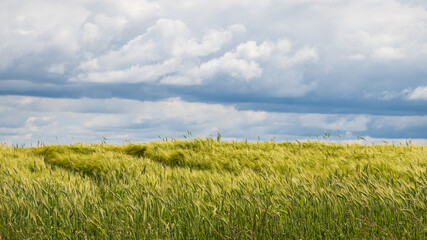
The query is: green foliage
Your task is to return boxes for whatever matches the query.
[0,140,426,239]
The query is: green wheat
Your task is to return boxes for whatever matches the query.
[0,139,426,239]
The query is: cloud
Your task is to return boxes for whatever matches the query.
[235,41,276,60]
[0,80,60,92]
[406,86,427,100]
[381,86,427,101]
[70,18,317,92]
[1,95,425,144]
[1,0,427,143]
[82,22,101,42]
[284,47,318,66]
[113,0,161,19]
[47,63,65,74]
[349,53,366,60]
[372,115,427,130]
[333,1,427,62]
[379,90,403,101]
[0,0,89,69]
[173,24,246,57]
[73,59,183,84]
[0,95,270,143]
[235,39,318,66]
[196,52,262,80]
[372,47,405,60]
[71,19,247,84]
[300,114,370,132]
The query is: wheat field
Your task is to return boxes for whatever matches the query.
[0,139,426,239]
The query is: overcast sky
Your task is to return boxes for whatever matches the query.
[1,0,427,145]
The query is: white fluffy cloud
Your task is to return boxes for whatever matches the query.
[235,39,318,67]
[71,19,250,85]
[196,52,262,81]
[406,86,427,100]
[70,18,318,90]
[2,0,426,71]
[236,41,276,60]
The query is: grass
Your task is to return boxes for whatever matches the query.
[0,138,426,239]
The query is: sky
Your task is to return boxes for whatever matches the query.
[1,0,427,145]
